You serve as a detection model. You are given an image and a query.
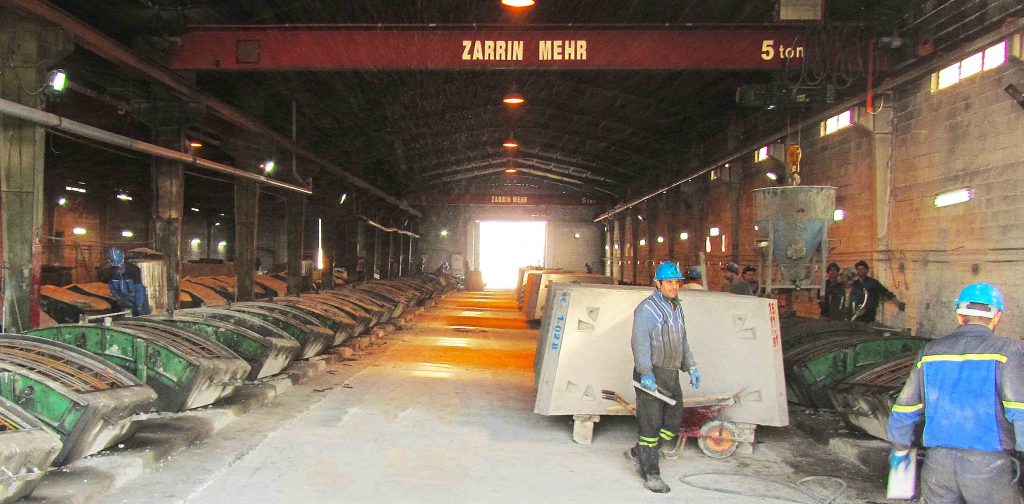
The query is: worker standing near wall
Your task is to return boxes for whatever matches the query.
[819,262,842,318]
[682,266,705,290]
[731,266,759,296]
[624,261,701,493]
[720,262,740,292]
[851,260,905,322]
[887,282,1024,503]
[99,247,151,316]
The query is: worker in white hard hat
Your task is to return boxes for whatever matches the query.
[624,261,701,493]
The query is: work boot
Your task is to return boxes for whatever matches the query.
[660,437,683,460]
[644,474,671,493]
[623,447,643,477]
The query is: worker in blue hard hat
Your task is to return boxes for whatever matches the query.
[682,266,705,291]
[624,261,701,493]
[720,261,740,292]
[887,282,1023,503]
[98,247,151,316]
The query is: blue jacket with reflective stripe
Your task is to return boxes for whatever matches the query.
[887,324,1024,451]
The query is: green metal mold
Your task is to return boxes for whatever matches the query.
[135,316,298,380]
[0,335,156,465]
[786,336,927,409]
[25,324,250,412]
[223,306,332,360]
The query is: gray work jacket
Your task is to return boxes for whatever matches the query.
[631,290,697,375]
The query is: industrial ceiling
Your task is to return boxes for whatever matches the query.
[6,0,974,215]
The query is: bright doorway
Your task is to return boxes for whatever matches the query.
[479,221,546,289]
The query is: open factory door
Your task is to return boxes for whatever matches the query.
[478,221,546,290]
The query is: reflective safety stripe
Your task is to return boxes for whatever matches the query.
[638,439,659,447]
[659,429,676,440]
[892,403,923,413]
[917,353,1007,367]
[639,435,659,442]
[1003,401,1024,410]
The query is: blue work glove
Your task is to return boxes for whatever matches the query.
[640,373,657,391]
[689,367,701,389]
[889,449,911,471]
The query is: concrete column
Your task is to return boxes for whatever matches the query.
[321,210,335,289]
[729,171,741,263]
[355,220,366,281]
[615,215,625,284]
[665,191,677,261]
[285,193,305,295]
[0,15,49,331]
[234,180,259,300]
[371,224,381,280]
[397,233,405,277]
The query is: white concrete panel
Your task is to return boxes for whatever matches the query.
[534,284,788,427]
[527,273,615,321]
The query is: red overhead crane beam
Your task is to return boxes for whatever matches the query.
[171,26,807,71]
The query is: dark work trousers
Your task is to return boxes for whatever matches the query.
[922,447,1022,504]
[633,366,685,477]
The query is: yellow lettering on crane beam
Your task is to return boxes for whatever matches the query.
[462,40,525,61]
[538,40,587,61]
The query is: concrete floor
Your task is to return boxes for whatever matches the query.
[102,293,893,503]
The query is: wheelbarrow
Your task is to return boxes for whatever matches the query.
[602,390,741,458]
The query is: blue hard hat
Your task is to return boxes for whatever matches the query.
[954,282,1005,316]
[655,261,684,281]
[685,266,702,280]
[722,262,739,274]
[108,247,125,266]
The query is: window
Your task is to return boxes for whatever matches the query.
[931,41,1007,92]
[755,146,769,162]
[820,109,853,136]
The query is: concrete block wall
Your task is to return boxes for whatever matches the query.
[602,32,1024,339]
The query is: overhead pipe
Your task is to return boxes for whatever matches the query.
[594,16,1024,222]
[0,96,312,194]
[2,0,419,216]
[359,215,420,238]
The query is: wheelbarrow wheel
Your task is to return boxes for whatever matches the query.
[697,420,739,458]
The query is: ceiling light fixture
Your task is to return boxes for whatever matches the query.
[121,230,134,238]
[65,186,86,193]
[188,140,203,149]
[261,160,275,174]
[339,193,348,205]
[679,232,689,240]
[505,168,518,174]
[501,0,535,6]
[116,193,133,201]
[502,133,519,149]
[57,197,67,206]
[190,207,200,212]
[503,92,525,105]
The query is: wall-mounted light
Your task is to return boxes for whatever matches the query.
[261,160,276,174]
[679,232,689,240]
[190,238,201,247]
[47,69,67,93]
[214,222,221,226]
[65,186,86,193]
[933,188,973,208]
[755,146,769,162]
[188,140,203,149]
[709,227,721,237]
[121,230,134,238]
[219,213,226,217]
[833,209,846,221]
[1004,84,1024,109]
[190,207,200,212]
[765,171,779,181]
[573,232,581,239]
[57,197,67,206]
[638,239,647,246]
[217,240,228,250]
[637,215,644,221]
[754,225,759,231]
[656,236,664,243]
[72,227,87,236]
[339,193,348,205]
[705,236,711,253]
[440,229,450,237]
[116,193,133,201]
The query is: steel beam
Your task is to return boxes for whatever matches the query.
[285,192,305,295]
[170,26,807,71]
[1,0,418,215]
